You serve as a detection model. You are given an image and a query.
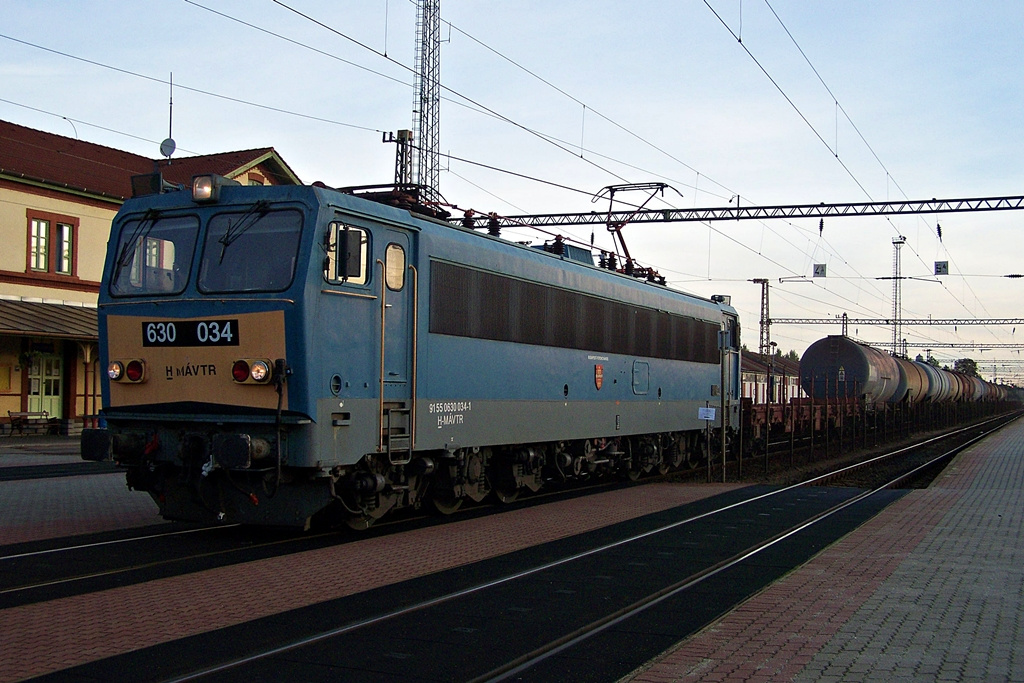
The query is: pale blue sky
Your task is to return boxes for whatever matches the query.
[3,1,1023,378]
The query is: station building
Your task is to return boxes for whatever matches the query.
[0,119,300,433]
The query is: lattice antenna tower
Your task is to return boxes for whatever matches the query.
[750,278,771,357]
[412,0,441,205]
[892,236,906,355]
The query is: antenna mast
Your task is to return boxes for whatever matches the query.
[159,72,176,163]
[412,0,441,205]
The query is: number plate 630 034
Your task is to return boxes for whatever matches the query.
[141,320,240,347]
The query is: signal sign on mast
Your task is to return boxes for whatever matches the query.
[935,261,949,276]
[813,264,827,277]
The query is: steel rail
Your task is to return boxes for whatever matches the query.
[0,524,239,563]
[0,478,632,601]
[474,412,1019,682]
[159,413,1016,683]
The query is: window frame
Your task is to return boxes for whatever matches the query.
[197,208,303,294]
[25,210,79,279]
[324,221,371,287]
[108,213,200,298]
[385,243,406,291]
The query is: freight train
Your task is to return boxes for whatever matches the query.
[741,335,1020,454]
[82,176,742,529]
[800,335,1014,404]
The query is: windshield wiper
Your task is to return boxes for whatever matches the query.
[217,200,271,264]
[113,208,161,282]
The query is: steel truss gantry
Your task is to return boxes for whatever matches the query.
[772,318,1024,326]
[457,194,1024,229]
[862,342,1024,349]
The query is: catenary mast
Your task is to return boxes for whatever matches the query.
[412,0,441,205]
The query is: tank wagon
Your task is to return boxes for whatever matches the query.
[82,176,741,529]
[800,335,1011,405]
[892,357,929,404]
[800,336,901,403]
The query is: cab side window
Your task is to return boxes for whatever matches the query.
[326,222,368,285]
[385,243,405,291]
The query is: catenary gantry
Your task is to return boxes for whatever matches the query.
[455,194,1024,229]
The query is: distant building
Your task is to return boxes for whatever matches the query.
[0,119,300,432]
[741,353,803,404]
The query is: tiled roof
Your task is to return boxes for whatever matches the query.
[0,119,300,201]
[742,353,801,375]
[154,148,302,187]
[0,300,98,340]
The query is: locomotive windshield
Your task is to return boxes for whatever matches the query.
[109,207,304,296]
[198,208,302,293]
[109,214,199,297]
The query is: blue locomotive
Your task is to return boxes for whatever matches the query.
[82,176,741,529]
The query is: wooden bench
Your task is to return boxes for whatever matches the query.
[7,410,52,436]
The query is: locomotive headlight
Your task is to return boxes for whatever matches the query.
[192,174,240,203]
[249,360,271,382]
[192,175,216,202]
[108,361,124,381]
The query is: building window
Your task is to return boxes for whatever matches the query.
[56,222,73,274]
[30,218,48,271]
[26,210,78,277]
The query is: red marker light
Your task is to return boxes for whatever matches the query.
[125,360,145,382]
[232,360,251,383]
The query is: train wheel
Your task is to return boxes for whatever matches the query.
[623,440,645,481]
[430,493,463,515]
[345,514,375,531]
[463,448,491,503]
[339,482,397,531]
[493,482,520,503]
[665,434,686,471]
[684,435,705,469]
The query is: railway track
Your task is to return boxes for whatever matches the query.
[0,479,633,609]
[4,414,1014,610]
[22,412,1014,683]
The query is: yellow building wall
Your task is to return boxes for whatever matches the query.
[0,337,22,417]
[0,183,117,303]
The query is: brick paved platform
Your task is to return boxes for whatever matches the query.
[626,416,1024,683]
[0,435,81,467]
[0,481,740,681]
[0,435,161,546]
[0,475,161,547]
